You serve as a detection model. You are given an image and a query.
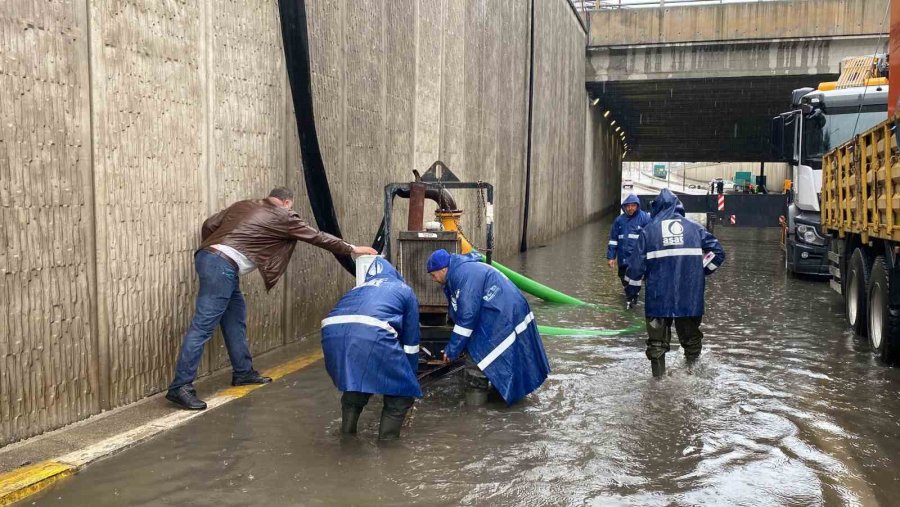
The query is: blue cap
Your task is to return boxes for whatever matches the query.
[426,249,451,273]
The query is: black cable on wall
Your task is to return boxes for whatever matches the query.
[520,0,536,252]
[278,0,355,275]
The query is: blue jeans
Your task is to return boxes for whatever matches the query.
[169,250,254,391]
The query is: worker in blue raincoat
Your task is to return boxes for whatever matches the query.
[607,193,651,308]
[625,188,725,378]
[426,249,550,405]
[320,257,421,439]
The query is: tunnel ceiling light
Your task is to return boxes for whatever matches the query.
[591,98,599,106]
[610,120,617,127]
[603,110,611,118]
[615,126,621,132]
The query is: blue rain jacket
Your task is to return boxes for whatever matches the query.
[625,189,725,318]
[443,253,550,405]
[321,258,422,397]
[607,194,651,268]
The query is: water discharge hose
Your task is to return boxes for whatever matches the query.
[491,259,588,306]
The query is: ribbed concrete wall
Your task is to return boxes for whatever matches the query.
[0,0,619,444]
[526,0,607,245]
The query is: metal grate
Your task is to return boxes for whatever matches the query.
[398,231,460,312]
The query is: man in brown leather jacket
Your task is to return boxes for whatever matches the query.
[166,187,377,410]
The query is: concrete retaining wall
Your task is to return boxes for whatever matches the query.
[0,0,619,445]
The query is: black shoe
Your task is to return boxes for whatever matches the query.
[166,386,207,410]
[626,296,638,310]
[232,372,272,386]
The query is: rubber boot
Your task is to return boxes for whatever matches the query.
[685,354,699,370]
[650,356,666,379]
[378,412,405,440]
[341,407,362,435]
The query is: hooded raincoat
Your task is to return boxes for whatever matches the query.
[625,189,725,318]
[321,258,422,397]
[442,253,550,405]
[607,194,652,267]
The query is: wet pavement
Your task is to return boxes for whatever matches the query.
[28,222,900,506]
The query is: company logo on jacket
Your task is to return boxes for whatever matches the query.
[483,284,500,302]
[661,219,684,246]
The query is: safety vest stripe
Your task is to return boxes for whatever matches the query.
[624,276,642,287]
[403,344,420,354]
[321,315,397,337]
[514,312,535,334]
[453,325,473,337]
[608,240,618,246]
[645,248,703,260]
[628,234,639,239]
[478,331,516,371]
[478,313,535,371]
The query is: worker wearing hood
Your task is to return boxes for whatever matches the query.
[426,250,550,405]
[321,257,421,439]
[607,194,651,308]
[625,189,725,378]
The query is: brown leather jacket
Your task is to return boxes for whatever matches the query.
[199,199,353,290]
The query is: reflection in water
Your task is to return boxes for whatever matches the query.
[33,222,900,506]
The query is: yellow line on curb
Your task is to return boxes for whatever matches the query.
[0,461,73,506]
[0,350,323,505]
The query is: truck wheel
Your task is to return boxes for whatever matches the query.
[867,256,899,364]
[846,248,872,337]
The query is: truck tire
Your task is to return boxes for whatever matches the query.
[846,248,872,337]
[867,256,899,364]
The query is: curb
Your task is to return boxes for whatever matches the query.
[0,350,324,506]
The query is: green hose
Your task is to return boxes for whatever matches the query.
[477,255,641,336]
[489,258,588,305]
[538,320,644,337]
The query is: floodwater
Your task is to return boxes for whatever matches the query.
[30,222,900,506]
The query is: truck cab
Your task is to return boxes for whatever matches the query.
[772,83,888,276]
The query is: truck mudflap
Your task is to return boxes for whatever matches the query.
[829,279,843,294]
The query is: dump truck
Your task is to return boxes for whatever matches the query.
[822,0,900,362]
[772,56,889,276]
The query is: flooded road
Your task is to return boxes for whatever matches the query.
[31,222,900,506]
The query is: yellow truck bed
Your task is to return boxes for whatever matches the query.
[822,118,900,242]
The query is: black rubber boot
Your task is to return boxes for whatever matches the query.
[685,354,699,370]
[341,407,363,434]
[650,356,666,379]
[378,396,413,440]
[378,412,404,440]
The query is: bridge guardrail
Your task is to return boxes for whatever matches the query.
[574,0,782,10]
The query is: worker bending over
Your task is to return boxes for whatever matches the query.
[321,258,421,440]
[426,249,550,405]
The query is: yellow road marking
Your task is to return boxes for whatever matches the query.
[0,349,324,505]
[0,461,73,506]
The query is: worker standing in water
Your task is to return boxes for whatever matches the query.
[426,249,550,405]
[625,189,725,378]
[607,193,651,309]
[320,257,421,440]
